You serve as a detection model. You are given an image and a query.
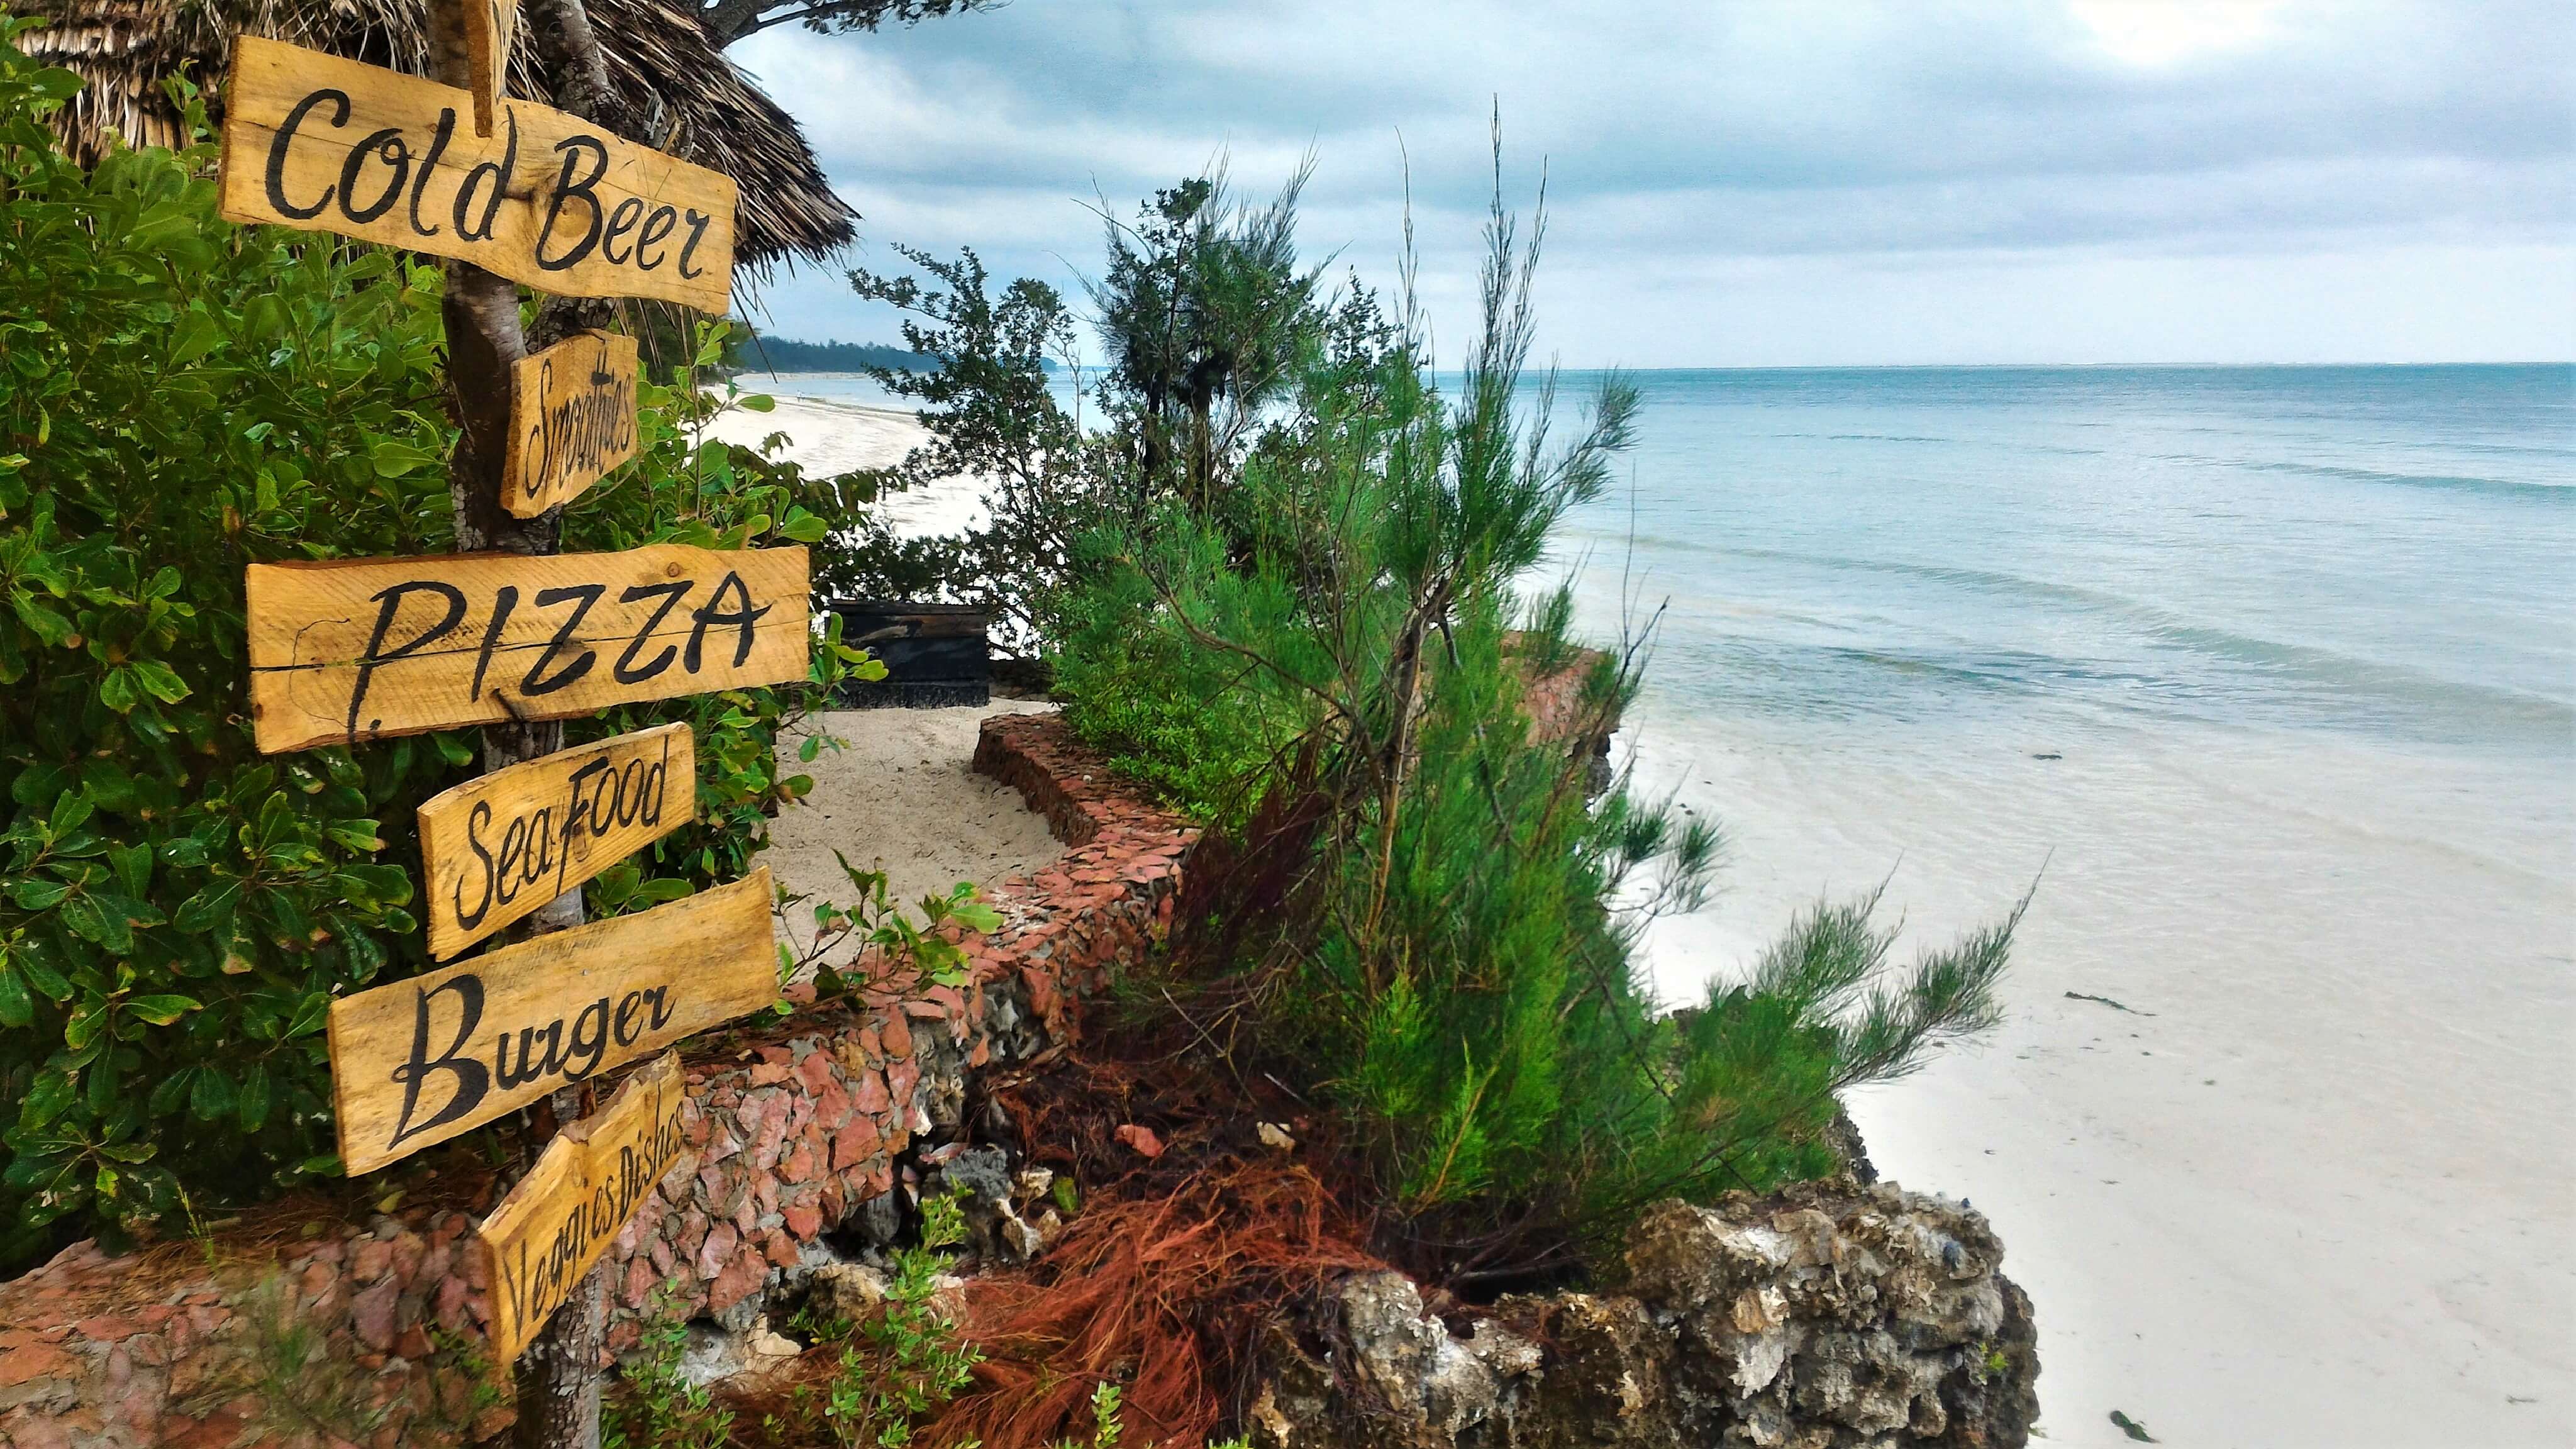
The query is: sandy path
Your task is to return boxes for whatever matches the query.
[767,702,1065,970]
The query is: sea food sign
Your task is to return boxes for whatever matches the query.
[219,36,737,313]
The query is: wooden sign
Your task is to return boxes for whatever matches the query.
[479,1052,691,1365]
[327,869,773,1175]
[419,723,694,960]
[504,329,640,517]
[218,37,737,313]
[244,543,809,755]
[461,0,517,138]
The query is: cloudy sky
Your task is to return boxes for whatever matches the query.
[727,0,2572,367]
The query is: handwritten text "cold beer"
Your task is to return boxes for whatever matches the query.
[219,37,738,313]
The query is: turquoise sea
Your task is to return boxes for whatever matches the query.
[1545,364,2571,762]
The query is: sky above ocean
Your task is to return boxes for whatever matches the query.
[725,0,2573,367]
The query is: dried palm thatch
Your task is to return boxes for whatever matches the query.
[16,0,855,276]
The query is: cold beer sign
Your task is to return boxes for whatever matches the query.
[219,36,737,313]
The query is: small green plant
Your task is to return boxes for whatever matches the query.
[762,1188,985,1447]
[604,1289,734,1449]
[777,851,1005,1000]
[1051,1381,1124,1449]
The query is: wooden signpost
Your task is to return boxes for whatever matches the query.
[214,8,786,1436]
[461,0,517,136]
[326,870,775,1176]
[218,36,738,313]
[479,1052,692,1365]
[504,329,640,516]
[419,722,694,959]
[244,543,811,753]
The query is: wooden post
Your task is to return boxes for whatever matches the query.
[423,1,601,1442]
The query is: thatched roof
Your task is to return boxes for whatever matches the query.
[18,0,857,275]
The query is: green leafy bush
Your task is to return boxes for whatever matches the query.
[0,23,863,1269]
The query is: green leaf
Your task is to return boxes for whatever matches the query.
[0,965,33,1028]
[189,1067,234,1121]
[12,596,74,647]
[128,658,190,703]
[123,994,199,1026]
[57,892,128,952]
[369,439,434,477]
[172,879,242,933]
[9,876,69,911]
[238,1062,272,1133]
[97,666,140,713]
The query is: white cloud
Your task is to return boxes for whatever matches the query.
[728,0,2575,364]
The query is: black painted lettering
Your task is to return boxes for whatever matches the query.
[453,111,518,242]
[387,975,488,1148]
[601,197,643,265]
[685,571,771,673]
[455,801,499,930]
[677,209,714,279]
[633,206,676,271]
[337,128,409,225]
[563,998,610,1080]
[519,583,604,696]
[613,581,689,683]
[406,108,455,238]
[265,89,350,221]
[347,580,466,740]
[534,135,608,271]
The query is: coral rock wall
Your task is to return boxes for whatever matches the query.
[0,712,1192,1449]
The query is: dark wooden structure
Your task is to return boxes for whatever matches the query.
[830,599,991,709]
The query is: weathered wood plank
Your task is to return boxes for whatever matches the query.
[503,329,640,517]
[478,1052,691,1365]
[218,36,736,312]
[244,543,809,755]
[419,722,694,960]
[461,0,517,137]
[327,870,775,1175]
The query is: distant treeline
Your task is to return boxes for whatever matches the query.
[730,336,936,373]
[730,335,1063,374]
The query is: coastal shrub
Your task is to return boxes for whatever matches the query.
[1048,161,2024,1279]
[0,26,862,1270]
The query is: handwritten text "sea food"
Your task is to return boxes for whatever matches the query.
[219,36,737,312]
[419,724,695,959]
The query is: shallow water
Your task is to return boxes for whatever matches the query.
[1542,364,2575,1447]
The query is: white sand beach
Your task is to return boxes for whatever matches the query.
[702,391,987,539]
[1621,713,2574,1449]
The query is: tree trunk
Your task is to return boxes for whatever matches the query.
[426,3,604,1445]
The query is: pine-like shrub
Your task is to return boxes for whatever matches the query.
[0,25,859,1269]
[1051,165,2024,1280]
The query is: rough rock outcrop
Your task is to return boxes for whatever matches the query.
[1248,1179,2036,1449]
